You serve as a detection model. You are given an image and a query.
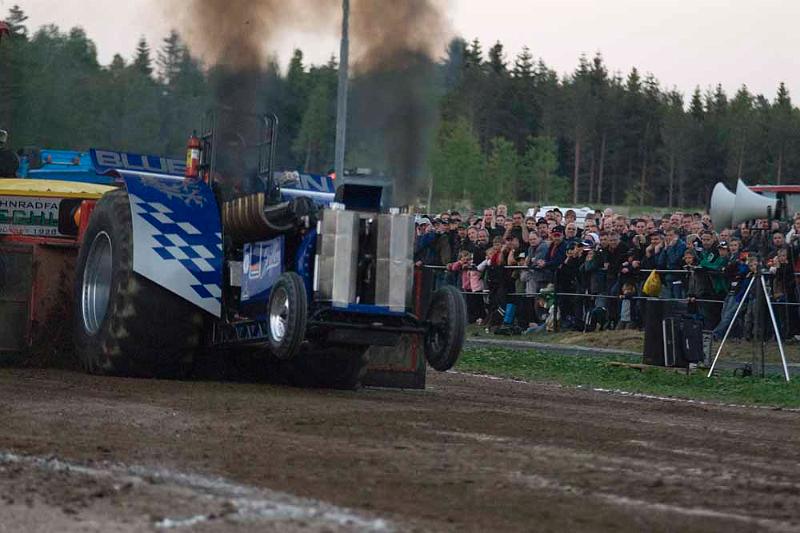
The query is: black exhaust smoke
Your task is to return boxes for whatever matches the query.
[170,0,449,203]
[349,0,447,205]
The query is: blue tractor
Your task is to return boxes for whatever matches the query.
[69,112,466,388]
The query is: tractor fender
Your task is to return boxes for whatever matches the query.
[114,170,223,317]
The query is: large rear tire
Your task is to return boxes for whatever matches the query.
[73,189,204,377]
[424,285,467,371]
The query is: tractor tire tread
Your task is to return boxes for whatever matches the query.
[424,285,467,372]
[74,189,203,378]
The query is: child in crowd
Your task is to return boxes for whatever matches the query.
[617,282,638,330]
[447,250,473,293]
[477,237,506,329]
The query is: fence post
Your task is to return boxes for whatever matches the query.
[553,268,560,332]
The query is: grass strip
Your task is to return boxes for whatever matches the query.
[456,347,800,409]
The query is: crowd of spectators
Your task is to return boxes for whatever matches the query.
[413,204,800,341]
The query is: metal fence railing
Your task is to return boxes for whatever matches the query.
[415,264,800,337]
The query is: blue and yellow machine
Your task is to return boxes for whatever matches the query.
[2,114,465,389]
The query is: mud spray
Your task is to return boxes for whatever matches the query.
[171,0,449,204]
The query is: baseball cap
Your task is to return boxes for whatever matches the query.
[718,240,729,249]
[415,216,432,226]
[552,225,565,234]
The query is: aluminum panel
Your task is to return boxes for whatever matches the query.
[317,209,359,306]
[375,214,414,312]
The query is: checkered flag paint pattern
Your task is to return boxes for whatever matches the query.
[132,197,223,301]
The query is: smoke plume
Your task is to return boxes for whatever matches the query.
[176,0,333,70]
[174,1,331,198]
[171,0,449,204]
[349,0,448,204]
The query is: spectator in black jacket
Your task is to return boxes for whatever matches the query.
[536,225,567,284]
[603,231,630,326]
[557,242,584,329]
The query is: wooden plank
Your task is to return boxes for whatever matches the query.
[606,361,691,374]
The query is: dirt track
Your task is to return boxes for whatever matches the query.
[1,368,799,532]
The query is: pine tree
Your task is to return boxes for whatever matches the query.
[437,38,462,90]
[512,46,533,79]
[634,73,663,206]
[704,84,730,188]
[708,84,729,115]
[508,46,537,153]
[157,30,183,85]
[133,36,153,77]
[689,87,704,121]
[109,54,126,73]
[464,38,483,70]
[0,6,29,134]
[661,91,689,207]
[770,82,795,183]
[776,82,792,108]
[294,70,335,173]
[487,41,506,76]
[6,5,28,38]
[287,49,306,88]
[284,49,309,169]
[533,59,561,137]
[728,85,754,180]
[65,27,99,69]
[587,53,609,203]
[566,55,595,203]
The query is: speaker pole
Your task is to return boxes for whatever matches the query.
[759,274,791,382]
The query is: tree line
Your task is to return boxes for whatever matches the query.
[2,5,799,209]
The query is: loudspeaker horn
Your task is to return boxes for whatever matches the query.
[731,179,778,226]
[710,182,736,230]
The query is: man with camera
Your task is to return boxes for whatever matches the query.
[556,241,585,329]
[564,222,580,247]
[684,230,727,327]
[506,210,528,243]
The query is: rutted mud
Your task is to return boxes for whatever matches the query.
[0,368,798,531]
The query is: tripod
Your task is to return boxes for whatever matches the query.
[707,273,791,382]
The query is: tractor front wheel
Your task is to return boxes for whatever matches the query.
[423,285,467,372]
[266,272,308,361]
